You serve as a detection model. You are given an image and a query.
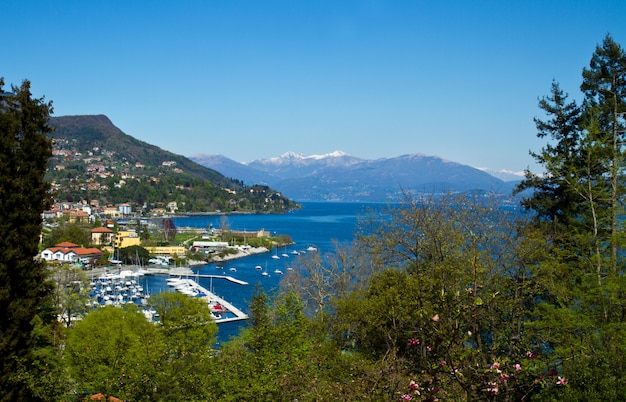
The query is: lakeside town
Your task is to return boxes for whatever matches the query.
[41,198,292,330]
[40,188,292,266]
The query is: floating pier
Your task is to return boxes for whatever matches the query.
[167,276,248,323]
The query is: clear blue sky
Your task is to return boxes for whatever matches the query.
[3,1,625,173]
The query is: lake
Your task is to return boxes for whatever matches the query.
[139,202,387,344]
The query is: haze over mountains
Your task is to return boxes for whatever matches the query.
[46,115,298,213]
[191,151,524,203]
[46,114,524,205]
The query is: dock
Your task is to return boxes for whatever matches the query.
[167,277,249,323]
[145,267,248,285]
[193,274,248,286]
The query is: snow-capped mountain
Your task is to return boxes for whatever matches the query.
[477,168,525,182]
[244,151,363,180]
[190,151,520,203]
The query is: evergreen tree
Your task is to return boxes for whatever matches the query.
[0,79,64,399]
[517,35,626,400]
[580,34,626,272]
[515,81,582,226]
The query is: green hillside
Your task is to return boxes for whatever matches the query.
[46,115,298,213]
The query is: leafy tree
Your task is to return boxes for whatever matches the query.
[64,305,164,400]
[118,245,150,266]
[281,239,374,317]
[336,194,555,400]
[0,79,66,400]
[161,218,177,243]
[43,221,91,248]
[149,291,218,399]
[212,289,320,400]
[50,264,91,328]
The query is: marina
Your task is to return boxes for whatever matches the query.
[83,203,379,342]
[87,266,249,324]
[166,276,248,323]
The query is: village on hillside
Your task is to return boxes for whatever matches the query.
[40,200,281,269]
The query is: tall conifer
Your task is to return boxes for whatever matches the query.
[518,35,626,399]
[0,79,61,400]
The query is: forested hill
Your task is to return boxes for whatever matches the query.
[46,115,298,213]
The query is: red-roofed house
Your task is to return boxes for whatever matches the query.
[41,242,103,264]
[91,227,113,246]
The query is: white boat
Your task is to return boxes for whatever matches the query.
[281,253,289,258]
[274,269,283,275]
[262,262,270,276]
[291,250,299,255]
[167,277,184,287]
[229,267,237,272]
[271,255,280,260]
[255,265,262,270]
[307,246,318,252]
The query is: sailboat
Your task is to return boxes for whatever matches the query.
[271,247,280,260]
[262,262,270,277]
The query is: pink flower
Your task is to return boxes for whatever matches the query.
[501,373,510,381]
[407,337,420,348]
[557,376,568,386]
[400,394,413,401]
[488,361,502,374]
[431,314,440,322]
[409,380,419,391]
[426,345,432,352]
[526,351,537,359]
[439,361,447,367]
[486,381,499,394]
[514,364,522,371]
[486,385,499,394]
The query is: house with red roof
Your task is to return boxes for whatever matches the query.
[41,242,103,264]
[91,226,113,246]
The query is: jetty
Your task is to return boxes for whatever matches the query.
[148,267,249,286]
[166,276,248,324]
[89,265,249,323]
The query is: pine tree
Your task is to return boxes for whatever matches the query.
[515,81,582,226]
[518,35,626,399]
[580,34,626,273]
[0,79,63,400]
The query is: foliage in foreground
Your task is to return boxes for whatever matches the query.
[4,34,626,401]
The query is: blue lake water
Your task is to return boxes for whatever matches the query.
[139,202,388,344]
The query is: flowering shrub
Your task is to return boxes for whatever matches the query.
[400,330,570,401]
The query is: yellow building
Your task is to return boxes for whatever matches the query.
[113,230,141,249]
[144,246,186,256]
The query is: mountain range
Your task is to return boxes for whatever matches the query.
[46,115,298,213]
[46,114,524,206]
[190,151,524,203]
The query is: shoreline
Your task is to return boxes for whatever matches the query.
[87,246,271,278]
[207,246,269,263]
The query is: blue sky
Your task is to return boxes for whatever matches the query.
[3,1,625,173]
